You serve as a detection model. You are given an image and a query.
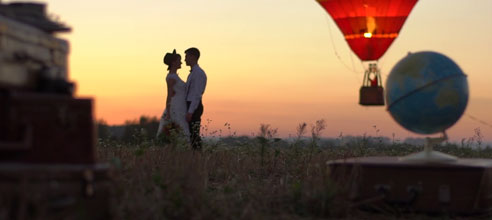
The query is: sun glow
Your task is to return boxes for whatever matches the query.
[35,0,492,142]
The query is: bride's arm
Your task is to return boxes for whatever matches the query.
[165,78,176,119]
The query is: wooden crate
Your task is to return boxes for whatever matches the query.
[328,156,492,214]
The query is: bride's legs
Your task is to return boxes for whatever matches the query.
[175,119,191,143]
[156,117,166,138]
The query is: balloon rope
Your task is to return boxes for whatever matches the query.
[466,114,492,129]
[377,59,387,77]
[323,13,361,77]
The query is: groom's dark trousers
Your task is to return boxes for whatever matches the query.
[187,101,203,150]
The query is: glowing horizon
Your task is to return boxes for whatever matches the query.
[18,0,492,142]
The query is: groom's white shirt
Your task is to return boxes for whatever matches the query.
[186,64,207,114]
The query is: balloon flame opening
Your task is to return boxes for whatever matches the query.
[364,32,372,38]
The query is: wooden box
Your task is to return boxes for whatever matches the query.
[328,156,492,214]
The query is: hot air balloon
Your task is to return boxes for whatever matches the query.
[317,0,418,106]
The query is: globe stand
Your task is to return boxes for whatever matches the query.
[325,52,492,214]
[399,131,458,163]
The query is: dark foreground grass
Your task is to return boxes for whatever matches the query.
[96,135,492,220]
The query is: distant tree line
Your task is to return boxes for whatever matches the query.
[97,116,160,144]
[95,116,423,146]
[96,116,490,148]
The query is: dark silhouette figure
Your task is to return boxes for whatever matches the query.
[184,47,207,150]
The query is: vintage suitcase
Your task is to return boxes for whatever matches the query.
[0,3,111,219]
[0,163,111,219]
[0,4,70,91]
[0,92,96,164]
[328,156,492,214]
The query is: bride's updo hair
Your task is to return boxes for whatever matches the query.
[163,49,180,70]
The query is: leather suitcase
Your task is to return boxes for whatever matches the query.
[0,12,69,90]
[0,92,96,164]
[0,163,111,219]
[328,156,492,214]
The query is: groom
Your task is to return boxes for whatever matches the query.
[185,47,207,150]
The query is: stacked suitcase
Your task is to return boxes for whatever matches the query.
[328,156,492,215]
[0,3,111,219]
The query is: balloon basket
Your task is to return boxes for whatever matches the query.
[359,86,385,106]
[359,63,385,106]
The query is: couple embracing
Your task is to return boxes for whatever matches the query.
[156,47,207,150]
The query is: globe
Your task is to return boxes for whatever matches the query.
[385,51,469,135]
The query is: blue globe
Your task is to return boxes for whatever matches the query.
[385,51,469,135]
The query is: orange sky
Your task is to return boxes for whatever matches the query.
[22,0,492,142]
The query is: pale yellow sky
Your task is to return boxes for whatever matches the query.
[15,0,492,141]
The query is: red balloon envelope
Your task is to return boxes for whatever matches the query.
[317,0,418,61]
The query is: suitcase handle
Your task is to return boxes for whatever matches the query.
[0,126,32,150]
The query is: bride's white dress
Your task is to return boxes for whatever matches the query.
[157,73,190,139]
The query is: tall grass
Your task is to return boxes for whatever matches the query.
[97,122,492,219]
[99,147,352,218]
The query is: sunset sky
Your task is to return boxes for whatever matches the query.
[17,0,492,142]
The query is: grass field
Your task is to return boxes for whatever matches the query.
[96,122,491,219]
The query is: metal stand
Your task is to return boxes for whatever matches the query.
[399,131,458,162]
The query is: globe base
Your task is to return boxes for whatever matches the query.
[399,131,458,163]
[399,149,457,163]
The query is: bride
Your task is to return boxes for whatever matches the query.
[156,49,190,141]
